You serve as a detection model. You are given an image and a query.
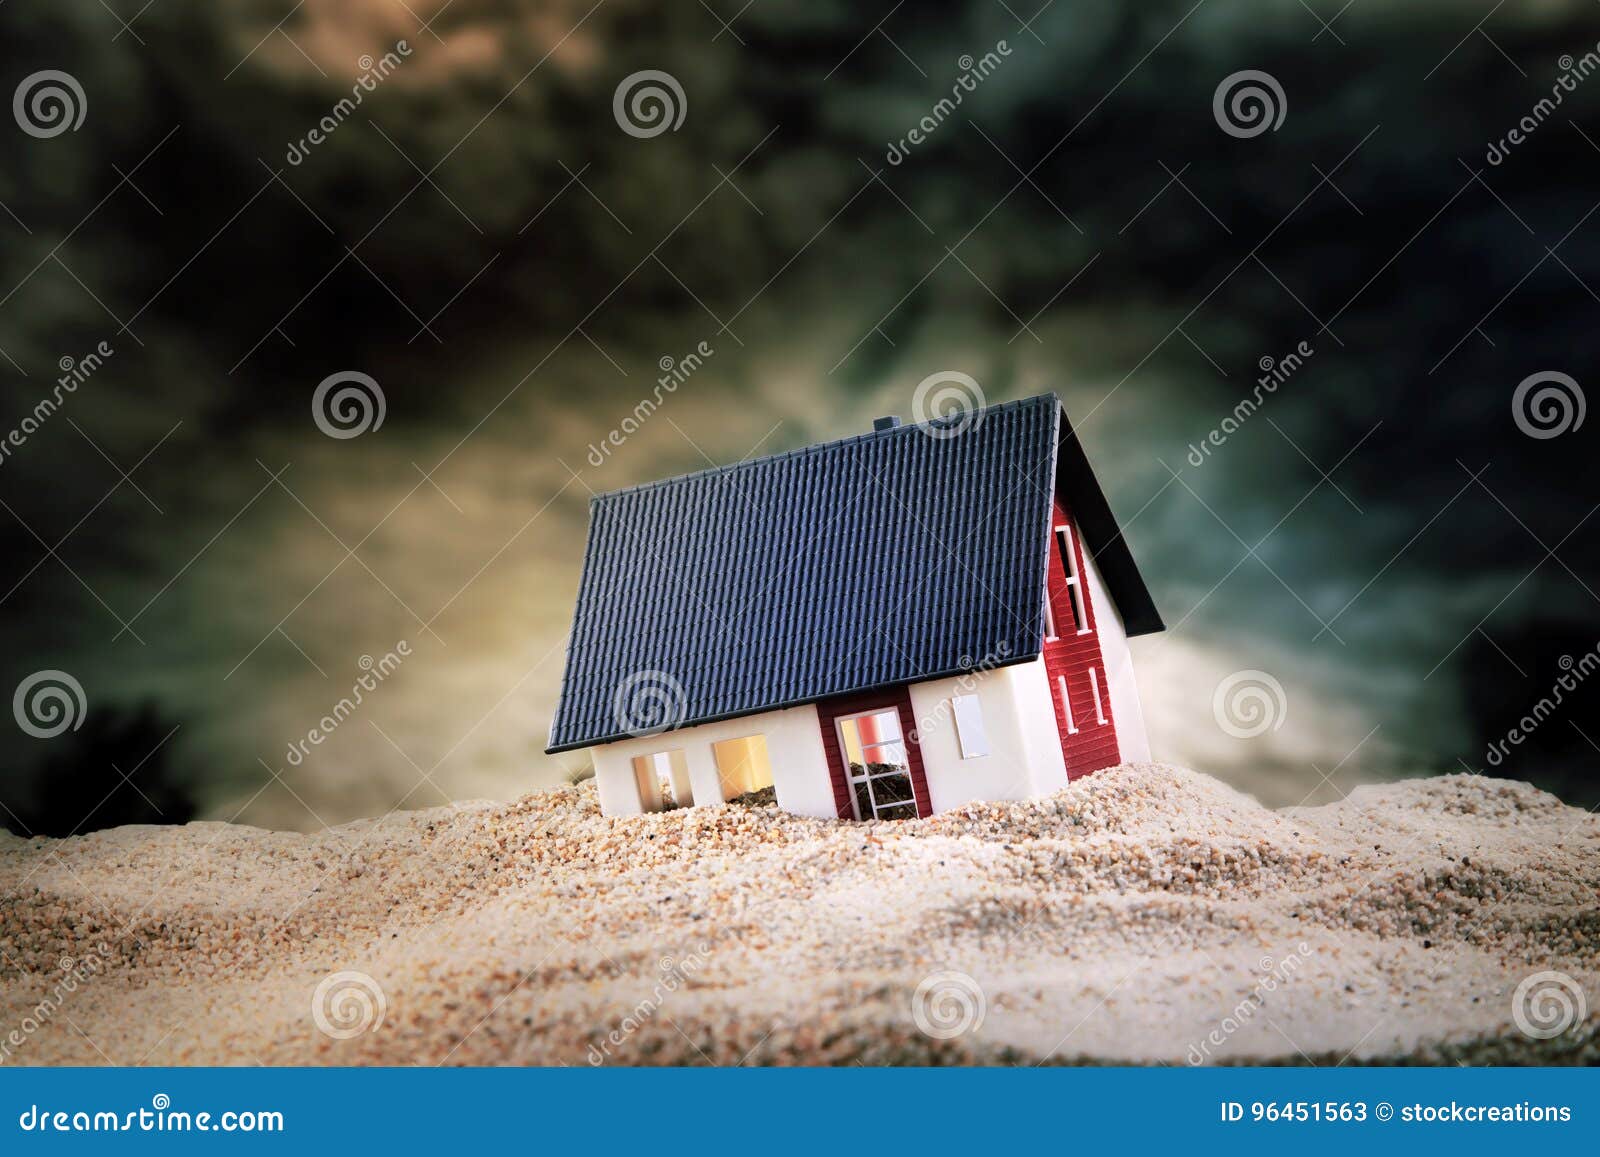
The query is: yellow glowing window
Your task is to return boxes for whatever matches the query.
[712,734,773,798]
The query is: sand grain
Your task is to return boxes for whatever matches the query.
[2,764,1596,1065]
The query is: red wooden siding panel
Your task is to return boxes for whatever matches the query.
[814,686,932,819]
[1042,494,1121,780]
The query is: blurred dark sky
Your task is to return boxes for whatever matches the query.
[1,0,1597,832]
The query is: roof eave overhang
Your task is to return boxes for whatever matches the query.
[1053,401,1165,638]
[544,649,1046,755]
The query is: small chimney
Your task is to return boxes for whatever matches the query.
[872,416,902,432]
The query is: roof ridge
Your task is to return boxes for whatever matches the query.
[589,391,1061,503]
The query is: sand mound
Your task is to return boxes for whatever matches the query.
[2,764,1597,1065]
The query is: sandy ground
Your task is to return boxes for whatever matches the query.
[1,763,1597,1066]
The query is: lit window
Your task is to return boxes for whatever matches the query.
[1055,525,1089,634]
[1089,667,1107,725]
[951,694,989,759]
[712,734,774,799]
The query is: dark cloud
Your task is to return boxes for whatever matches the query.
[2,0,1597,830]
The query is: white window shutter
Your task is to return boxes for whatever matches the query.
[951,694,990,759]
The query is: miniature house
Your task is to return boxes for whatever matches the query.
[546,393,1164,820]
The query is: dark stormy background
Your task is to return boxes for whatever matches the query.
[1,0,1596,834]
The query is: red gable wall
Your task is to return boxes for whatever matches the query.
[1041,495,1121,779]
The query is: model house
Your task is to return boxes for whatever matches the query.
[546,392,1164,820]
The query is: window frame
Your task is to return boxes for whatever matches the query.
[630,749,688,812]
[834,706,918,821]
[1054,524,1091,635]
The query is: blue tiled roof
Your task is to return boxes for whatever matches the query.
[546,393,1160,753]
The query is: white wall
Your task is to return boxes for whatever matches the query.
[907,657,1066,813]
[1009,657,1071,796]
[587,592,1148,821]
[1080,544,1151,761]
[588,704,836,819]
